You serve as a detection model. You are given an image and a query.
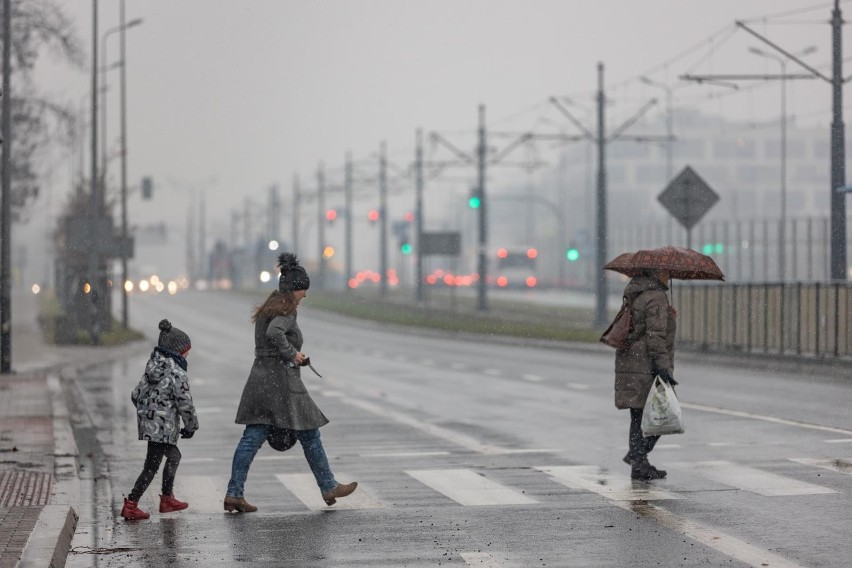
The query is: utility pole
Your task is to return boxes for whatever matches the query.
[595,63,608,327]
[344,153,353,290]
[415,129,425,303]
[379,141,388,295]
[317,163,326,289]
[292,174,300,254]
[551,64,668,327]
[684,8,844,280]
[268,184,280,243]
[1,0,12,372]
[830,0,846,281]
[198,190,206,280]
[119,0,128,328]
[476,105,487,311]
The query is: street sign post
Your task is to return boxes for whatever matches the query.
[658,165,720,249]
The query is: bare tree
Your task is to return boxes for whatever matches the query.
[1,0,82,221]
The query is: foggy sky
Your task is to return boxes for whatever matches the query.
[28,0,841,277]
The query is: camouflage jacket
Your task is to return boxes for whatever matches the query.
[131,348,199,444]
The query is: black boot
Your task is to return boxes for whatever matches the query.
[631,459,667,480]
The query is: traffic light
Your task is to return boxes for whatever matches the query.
[566,247,580,262]
[325,208,338,223]
[403,211,415,223]
[468,186,481,209]
[141,177,153,199]
[701,243,724,255]
[368,209,380,223]
[400,242,412,255]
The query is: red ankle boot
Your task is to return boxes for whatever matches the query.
[121,498,150,520]
[159,494,188,513]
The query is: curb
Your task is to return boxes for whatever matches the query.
[16,505,78,568]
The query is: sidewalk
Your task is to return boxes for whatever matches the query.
[0,290,140,568]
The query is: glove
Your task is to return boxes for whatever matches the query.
[300,356,311,367]
[180,428,195,439]
[653,368,678,386]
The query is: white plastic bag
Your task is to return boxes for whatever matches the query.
[641,376,684,436]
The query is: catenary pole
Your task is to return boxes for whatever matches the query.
[379,141,388,296]
[595,63,609,327]
[476,105,488,311]
[415,129,425,303]
[119,0,129,327]
[317,163,326,289]
[830,0,846,280]
[345,152,353,290]
[1,0,12,372]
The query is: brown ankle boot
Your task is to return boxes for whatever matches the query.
[223,496,258,513]
[322,482,358,506]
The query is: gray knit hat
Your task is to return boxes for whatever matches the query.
[158,319,191,353]
[278,253,310,292]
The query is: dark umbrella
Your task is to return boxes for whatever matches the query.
[603,246,724,281]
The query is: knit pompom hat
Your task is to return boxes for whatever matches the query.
[158,319,191,354]
[278,253,310,292]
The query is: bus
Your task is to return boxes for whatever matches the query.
[493,247,538,288]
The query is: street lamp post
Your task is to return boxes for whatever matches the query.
[748,45,816,282]
[640,76,674,245]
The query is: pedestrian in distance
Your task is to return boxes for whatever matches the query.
[224,252,357,513]
[614,268,677,481]
[121,319,199,520]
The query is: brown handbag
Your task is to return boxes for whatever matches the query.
[600,295,633,350]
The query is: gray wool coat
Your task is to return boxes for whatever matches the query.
[614,276,676,409]
[234,311,329,430]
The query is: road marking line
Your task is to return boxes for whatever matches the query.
[620,501,807,568]
[181,457,216,464]
[824,438,852,443]
[318,390,345,397]
[406,469,537,506]
[534,465,680,501]
[653,443,681,449]
[681,402,852,436]
[461,551,504,567]
[195,406,223,414]
[672,461,836,496]
[708,442,736,447]
[364,451,451,458]
[483,369,501,376]
[567,383,589,390]
[341,397,513,454]
[789,457,852,474]
[522,374,542,382]
[255,454,300,461]
[275,473,382,511]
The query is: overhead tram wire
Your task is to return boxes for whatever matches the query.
[738,0,852,24]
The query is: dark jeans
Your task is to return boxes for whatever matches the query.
[628,408,660,462]
[129,441,181,501]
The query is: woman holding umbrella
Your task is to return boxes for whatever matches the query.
[605,246,723,481]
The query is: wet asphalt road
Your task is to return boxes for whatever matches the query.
[64,290,851,568]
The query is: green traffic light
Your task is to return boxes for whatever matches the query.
[701,243,714,255]
[468,196,481,209]
[566,248,580,262]
[400,243,413,255]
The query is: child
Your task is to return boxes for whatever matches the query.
[121,319,199,520]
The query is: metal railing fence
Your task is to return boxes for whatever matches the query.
[675,281,851,357]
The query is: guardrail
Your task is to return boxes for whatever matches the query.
[675,282,851,357]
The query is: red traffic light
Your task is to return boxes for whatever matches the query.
[325,209,338,221]
[404,211,415,223]
[497,248,508,259]
[368,209,380,222]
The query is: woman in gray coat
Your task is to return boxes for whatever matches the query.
[224,253,357,512]
[614,269,676,481]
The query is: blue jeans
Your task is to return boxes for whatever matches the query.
[226,425,337,497]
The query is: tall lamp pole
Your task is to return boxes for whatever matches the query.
[118,2,142,328]
[748,45,816,282]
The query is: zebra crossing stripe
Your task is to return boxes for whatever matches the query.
[171,475,225,513]
[461,551,505,567]
[405,469,537,506]
[619,501,807,568]
[789,457,852,474]
[672,461,837,496]
[534,465,680,501]
[274,473,383,511]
